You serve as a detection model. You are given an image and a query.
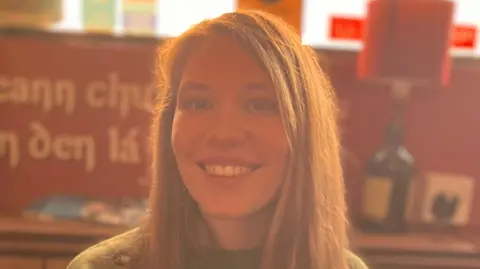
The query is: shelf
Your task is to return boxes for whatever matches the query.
[0,217,127,239]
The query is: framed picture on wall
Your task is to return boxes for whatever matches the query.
[418,172,475,226]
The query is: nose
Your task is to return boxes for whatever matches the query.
[206,105,246,150]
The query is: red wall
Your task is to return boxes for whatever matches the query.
[0,36,479,229]
[0,36,155,213]
[331,55,480,228]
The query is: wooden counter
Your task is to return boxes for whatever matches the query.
[0,217,479,269]
[350,230,480,269]
[0,218,127,269]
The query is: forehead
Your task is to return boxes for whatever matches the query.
[180,35,272,87]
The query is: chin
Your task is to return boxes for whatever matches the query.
[198,198,275,220]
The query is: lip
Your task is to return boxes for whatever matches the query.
[196,159,261,183]
[197,156,261,167]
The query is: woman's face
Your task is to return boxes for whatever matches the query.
[171,36,289,218]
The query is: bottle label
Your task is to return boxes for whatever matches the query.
[361,177,392,221]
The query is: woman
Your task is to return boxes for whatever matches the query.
[68,10,367,269]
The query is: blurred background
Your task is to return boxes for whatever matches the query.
[0,0,479,268]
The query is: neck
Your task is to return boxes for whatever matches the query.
[201,207,274,250]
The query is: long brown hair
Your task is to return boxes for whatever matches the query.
[144,10,348,269]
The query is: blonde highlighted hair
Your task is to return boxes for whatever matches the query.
[144,10,348,269]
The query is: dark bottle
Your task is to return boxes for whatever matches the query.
[359,94,415,233]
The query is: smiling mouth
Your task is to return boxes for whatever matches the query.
[197,163,261,177]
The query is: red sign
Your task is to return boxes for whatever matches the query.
[0,36,157,213]
[330,17,477,49]
[330,17,364,41]
[452,26,477,49]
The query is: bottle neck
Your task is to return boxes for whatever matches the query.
[384,95,407,148]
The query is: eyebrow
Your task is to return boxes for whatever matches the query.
[178,81,210,92]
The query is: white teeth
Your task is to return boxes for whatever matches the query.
[204,165,253,177]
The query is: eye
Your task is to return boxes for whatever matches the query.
[245,98,278,114]
[180,98,212,111]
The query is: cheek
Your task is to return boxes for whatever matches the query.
[255,121,289,159]
[251,121,290,189]
[271,136,290,180]
[268,131,290,195]
[170,114,181,154]
[253,124,289,204]
[171,112,195,157]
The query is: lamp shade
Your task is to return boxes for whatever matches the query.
[358,0,454,86]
